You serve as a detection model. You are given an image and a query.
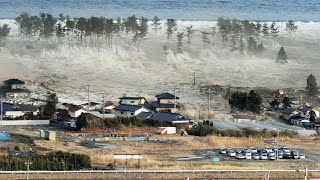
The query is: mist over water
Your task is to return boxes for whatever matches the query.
[0,0,320,21]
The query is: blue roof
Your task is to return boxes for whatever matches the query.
[137,112,153,119]
[0,102,15,113]
[282,108,296,114]
[114,104,144,112]
[151,112,189,123]
[301,106,312,112]
[156,92,180,100]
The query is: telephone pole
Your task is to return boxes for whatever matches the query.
[102,93,105,119]
[193,72,196,86]
[174,87,176,113]
[208,88,211,119]
[87,85,90,112]
[25,160,32,180]
[0,95,3,127]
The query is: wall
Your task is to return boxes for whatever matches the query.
[5,111,24,118]
[159,99,176,104]
[120,99,140,105]
[0,120,50,126]
[11,84,26,90]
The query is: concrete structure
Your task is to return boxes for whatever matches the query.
[0,120,50,126]
[114,105,149,117]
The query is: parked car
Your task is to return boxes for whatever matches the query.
[268,152,275,157]
[278,150,284,159]
[284,152,292,159]
[265,147,273,153]
[228,150,236,157]
[245,153,252,160]
[236,153,245,159]
[260,153,268,160]
[250,147,258,154]
[291,150,299,159]
[219,149,227,154]
[299,154,305,159]
[253,154,260,160]
[268,154,276,160]
[281,147,290,153]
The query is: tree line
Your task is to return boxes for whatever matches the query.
[9,12,298,56]
[0,151,91,171]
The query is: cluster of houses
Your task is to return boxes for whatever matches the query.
[282,105,320,129]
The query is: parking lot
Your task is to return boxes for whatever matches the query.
[218,146,305,161]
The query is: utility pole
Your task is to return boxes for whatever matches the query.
[25,160,32,180]
[193,72,196,86]
[174,87,176,113]
[0,95,3,127]
[208,88,211,120]
[102,93,105,119]
[87,85,90,112]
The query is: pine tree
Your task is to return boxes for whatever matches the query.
[152,16,161,34]
[0,24,10,46]
[176,32,184,53]
[270,21,279,44]
[276,46,287,63]
[306,74,318,96]
[286,20,297,36]
[166,19,177,41]
[262,23,269,37]
[201,31,210,49]
[185,25,195,47]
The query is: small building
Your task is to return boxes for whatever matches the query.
[114,104,149,117]
[1,102,39,119]
[89,111,116,119]
[119,97,147,106]
[3,79,30,99]
[233,114,256,123]
[68,105,86,118]
[300,106,320,118]
[281,108,299,121]
[150,112,190,124]
[150,92,180,113]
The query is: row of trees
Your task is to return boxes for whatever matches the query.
[229,90,262,113]
[0,151,91,171]
[76,115,171,130]
[13,12,298,55]
[0,24,11,46]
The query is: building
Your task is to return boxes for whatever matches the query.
[3,79,30,99]
[114,104,149,117]
[119,97,147,106]
[300,106,320,118]
[68,105,86,118]
[1,102,39,119]
[150,112,190,124]
[150,92,180,113]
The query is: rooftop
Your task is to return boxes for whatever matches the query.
[119,97,146,100]
[155,92,180,100]
[3,79,25,85]
[151,112,189,123]
[114,104,145,112]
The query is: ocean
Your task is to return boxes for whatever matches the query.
[0,0,319,21]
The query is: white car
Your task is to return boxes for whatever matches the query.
[250,147,258,154]
[219,149,227,154]
[265,147,273,153]
[245,153,252,160]
[299,154,305,159]
[253,154,260,160]
[268,155,276,160]
[260,153,268,160]
[228,150,236,157]
[236,154,245,159]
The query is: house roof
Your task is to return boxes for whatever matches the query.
[119,97,146,100]
[89,111,116,119]
[114,104,144,112]
[155,92,180,100]
[301,106,312,112]
[151,112,189,123]
[1,103,38,112]
[81,102,100,106]
[56,109,70,120]
[149,101,179,109]
[6,89,31,93]
[68,105,83,112]
[3,79,25,85]
[136,112,153,119]
[282,108,297,114]
[0,102,15,112]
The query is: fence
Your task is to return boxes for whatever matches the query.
[0,120,50,126]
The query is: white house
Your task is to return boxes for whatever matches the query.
[3,79,30,99]
[114,104,149,117]
[3,104,39,118]
[119,97,147,106]
[68,105,86,118]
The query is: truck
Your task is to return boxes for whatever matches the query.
[156,127,176,135]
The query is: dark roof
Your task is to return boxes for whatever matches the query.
[301,106,312,112]
[1,103,38,112]
[119,97,146,100]
[136,112,153,119]
[6,89,31,93]
[282,108,297,114]
[151,112,189,123]
[0,102,15,112]
[3,79,25,85]
[114,104,144,112]
[155,92,180,100]
[149,101,179,108]
[56,109,70,120]
[81,102,100,106]
[68,105,82,112]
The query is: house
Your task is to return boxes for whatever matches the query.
[119,97,147,106]
[3,79,30,99]
[114,104,149,117]
[281,108,299,121]
[300,106,320,118]
[54,109,71,121]
[289,114,309,126]
[150,92,180,113]
[89,111,116,119]
[80,102,100,111]
[1,103,39,119]
[150,112,190,124]
[68,105,86,118]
